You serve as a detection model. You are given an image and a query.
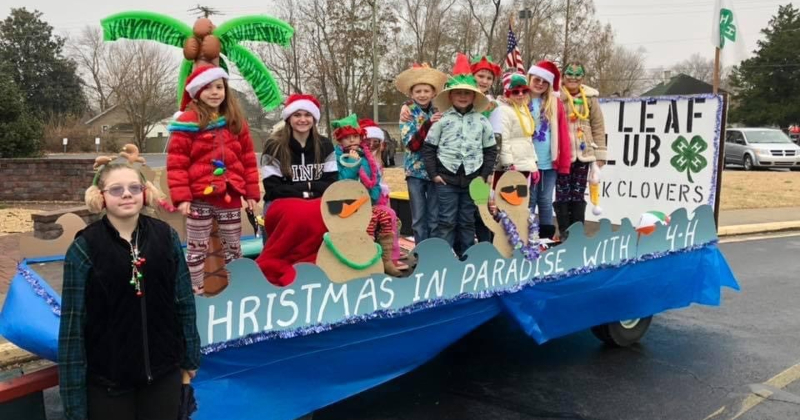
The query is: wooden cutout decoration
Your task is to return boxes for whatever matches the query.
[202,220,229,296]
[19,213,87,259]
[152,168,187,242]
[316,180,384,283]
[240,208,256,237]
[471,171,531,258]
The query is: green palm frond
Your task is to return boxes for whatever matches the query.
[101,11,192,48]
[176,59,194,108]
[224,43,283,111]
[213,15,294,47]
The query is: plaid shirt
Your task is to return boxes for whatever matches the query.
[58,229,200,420]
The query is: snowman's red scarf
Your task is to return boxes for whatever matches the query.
[255,198,328,286]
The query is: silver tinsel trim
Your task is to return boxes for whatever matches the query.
[17,262,61,316]
[201,241,719,355]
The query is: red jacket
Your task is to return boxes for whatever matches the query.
[166,111,260,208]
[553,100,573,174]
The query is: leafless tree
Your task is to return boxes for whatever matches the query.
[671,53,715,84]
[105,41,177,150]
[70,26,114,113]
[466,0,503,55]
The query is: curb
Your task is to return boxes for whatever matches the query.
[718,221,800,237]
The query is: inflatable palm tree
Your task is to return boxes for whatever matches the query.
[100,11,294,111]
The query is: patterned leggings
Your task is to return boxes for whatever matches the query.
[186,202,242,291]
[555,161,590,202]
[367,204,400,261]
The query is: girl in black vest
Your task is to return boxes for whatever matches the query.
[59,160,200,420]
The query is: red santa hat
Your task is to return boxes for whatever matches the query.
[281,94,321,122]
[180,66,229,111]
[358,118,384,141]
[527,60,561,92]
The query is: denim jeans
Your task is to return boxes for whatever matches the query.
[434,183,476,255]
[407,177,438,243]
[530,169,557,225]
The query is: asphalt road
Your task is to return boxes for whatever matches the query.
[34,233,800,420]
[312,234,800,420]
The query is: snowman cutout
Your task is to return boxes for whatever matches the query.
[316,180,385,283]
[470,171,537,259]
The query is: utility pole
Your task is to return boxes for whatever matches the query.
[371,0,379,122]
[562,0,571,66]
[518,5,533,68]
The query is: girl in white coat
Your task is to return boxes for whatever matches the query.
[496,71,540,182]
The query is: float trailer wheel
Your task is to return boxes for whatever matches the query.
[591,316,653,347]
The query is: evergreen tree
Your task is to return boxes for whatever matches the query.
[729,4,800,127]
[0,8,86,119]
[0,69,43,157]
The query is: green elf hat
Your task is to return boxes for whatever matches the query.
[470,55,501,78]
[433,53,490,113]
[331,114,364,142]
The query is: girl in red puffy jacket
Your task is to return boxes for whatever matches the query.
[166,66,260,294]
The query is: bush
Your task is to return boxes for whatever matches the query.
[0,73,43,158]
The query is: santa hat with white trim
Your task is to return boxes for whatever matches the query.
[358,118,384,142]
[281,94,322,122]
[527,60,561,92]
[180,65,230,111]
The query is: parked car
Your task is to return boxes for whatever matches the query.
[790,133,800,146]
[724,128,800,171]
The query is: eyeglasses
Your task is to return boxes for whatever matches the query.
[508,88,530,96]
[102,184,145,197]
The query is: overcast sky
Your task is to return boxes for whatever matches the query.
[2,0,787,70]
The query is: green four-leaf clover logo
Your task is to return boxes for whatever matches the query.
[671,135,708,183]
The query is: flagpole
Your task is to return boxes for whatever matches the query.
[713,47,721,94]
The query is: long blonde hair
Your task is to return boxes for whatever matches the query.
[528,77,558,125]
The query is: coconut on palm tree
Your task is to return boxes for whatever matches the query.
[100,10,294,111]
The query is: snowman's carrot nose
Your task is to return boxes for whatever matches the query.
[339,195,368,218]
[500,187,525,206]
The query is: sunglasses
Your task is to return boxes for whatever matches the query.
[500,185,528,198]
[326,199,358,215]
[529,77,549,85]
[103,183,145,197]
[508,88,530,96]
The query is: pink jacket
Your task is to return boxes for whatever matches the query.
[551,99,573,175]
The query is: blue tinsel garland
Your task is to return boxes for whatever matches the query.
[200,240,718,355]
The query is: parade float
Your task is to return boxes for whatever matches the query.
[0,11,738,420]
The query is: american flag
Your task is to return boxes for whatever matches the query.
[505,25,525,73]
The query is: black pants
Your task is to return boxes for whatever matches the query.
[88,369,182,420]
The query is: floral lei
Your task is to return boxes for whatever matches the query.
[532,99,550,143]
[497,210,541,261]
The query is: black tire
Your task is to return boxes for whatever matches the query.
[591,316,653,347]
[743,154,754,171]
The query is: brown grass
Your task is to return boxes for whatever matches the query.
[720,170,800,210]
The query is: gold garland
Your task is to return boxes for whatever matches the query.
[511,102,536,137]
[565,86,590,121]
